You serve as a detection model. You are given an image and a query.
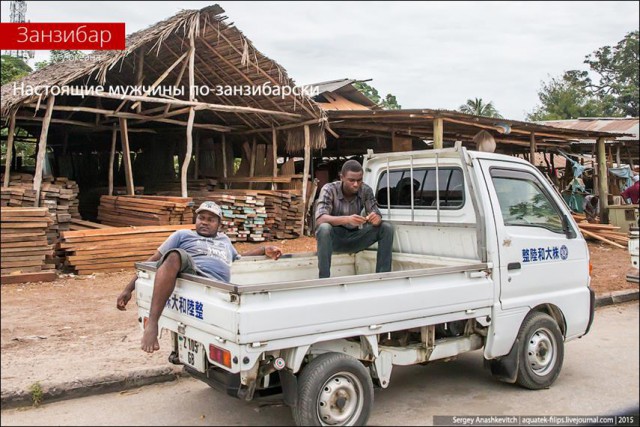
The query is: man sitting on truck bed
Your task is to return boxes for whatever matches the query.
[315,159,394,279]
[116,201,283,353]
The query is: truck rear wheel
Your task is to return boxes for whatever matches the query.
[515,312,564,390]
[293,352,373,426]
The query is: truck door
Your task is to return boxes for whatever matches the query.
[478,160,589,310]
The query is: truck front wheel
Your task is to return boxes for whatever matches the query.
[516,312,564,390]
[293,352,373,426]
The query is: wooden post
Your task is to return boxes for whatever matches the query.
[433,118,443,149]
[221,134,228,183]
[181,33,196,198]
[615,145,621,166]
[626,146,635,170]
[118,117,135,195]
[193,131,200,180]
[33,96,56,206]
[108,125,117,196]
[135,51,144,114]
[272,127,278,191]
[530,132,536,166]
[2,112,16,188]
[596,137,609,224]
[249,138,256,190]
[301,124,311,235]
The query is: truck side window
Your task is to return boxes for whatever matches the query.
[491,169,564,233]
[376,167,464,209]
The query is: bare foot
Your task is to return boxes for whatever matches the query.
[141,323,160,353]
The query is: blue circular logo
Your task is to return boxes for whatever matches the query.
[560,245,569,260]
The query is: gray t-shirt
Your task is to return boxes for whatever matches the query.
[158,229,240,283]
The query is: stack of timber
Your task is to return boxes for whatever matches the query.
[1,207,57,284]
[212,192,268,242]
[572,213,629,249]
[196,190,304,241]
[0,173,81,228]
[59,224,195,274]
[97,195,194,227]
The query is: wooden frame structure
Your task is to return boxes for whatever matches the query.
[1,5,324,212]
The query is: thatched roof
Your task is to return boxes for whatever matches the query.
[1,5,325,137]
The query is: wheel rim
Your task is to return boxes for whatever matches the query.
[316,371,364,426]
[526,326,557,376]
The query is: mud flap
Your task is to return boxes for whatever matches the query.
[486,338,519,383]
[279,369,298,407]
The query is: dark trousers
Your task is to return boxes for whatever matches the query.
[315,222,394,279]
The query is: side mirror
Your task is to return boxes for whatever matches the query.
[563,214,577,239]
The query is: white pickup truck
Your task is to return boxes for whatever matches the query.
[135,144,595,426]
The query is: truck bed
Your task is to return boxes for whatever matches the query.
[135,251,493,348]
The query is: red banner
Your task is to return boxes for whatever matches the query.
[0,23,125,50]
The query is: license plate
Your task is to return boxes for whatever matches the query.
[177,334,205,373]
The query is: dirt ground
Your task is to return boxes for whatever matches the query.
[1,238,637,399]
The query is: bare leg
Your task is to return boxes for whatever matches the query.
[141,252,181,353]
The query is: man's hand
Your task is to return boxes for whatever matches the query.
[365,212,382,226]
[265,245,283,260]
[116,289,132,311]
[344,214,367,227]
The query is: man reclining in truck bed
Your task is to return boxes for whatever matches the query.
[116,201,282,353]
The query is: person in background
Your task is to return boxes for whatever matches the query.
[116,201,282,353]
[621,174,639,205]
[583,194,600,223]
[314,159,394,279]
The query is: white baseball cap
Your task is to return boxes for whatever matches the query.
[633,175,639,183]
[195,201,222,217]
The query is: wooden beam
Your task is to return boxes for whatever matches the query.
[194,131,200,180]
[239,118,327,135]
[596,137,609,224]
[272,127,278,190]
[108,125,117,196]
[301,124,311,235]
[2,113,16,188]
[249,138,257,189]
[182,33,196,198]
[70,89,302,119]
[131,51,188,111]
[33,96,55,206]
[221,134,228,182]
[118,117,135,196]
[433,118,443,149]
[530,133,536,166]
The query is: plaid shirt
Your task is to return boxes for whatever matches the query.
[315,181,382,230]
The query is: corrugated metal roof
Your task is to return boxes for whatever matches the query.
[539,118,639,142]
[308,78,358,94]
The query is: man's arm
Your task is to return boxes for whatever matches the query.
[116,250,163,311]
[240,245,283,260]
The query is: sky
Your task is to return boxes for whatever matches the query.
[1,1,638,120]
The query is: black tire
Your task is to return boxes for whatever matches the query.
[292,352,374,426]
[515,312,564,390]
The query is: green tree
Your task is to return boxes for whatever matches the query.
[527,72,609,121]
[528,31,639,120]
[1,55,32,86]
[458,97,503,118]
[35,50,87,70]
[353,81,401,110]
[582,30,639,117]
[381,93,401,110]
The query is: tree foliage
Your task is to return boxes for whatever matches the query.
[528,31,639,120]
[458,97,503,118]
[1,55,32,86]
[35,50,87,70]
[353,81,401,110]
